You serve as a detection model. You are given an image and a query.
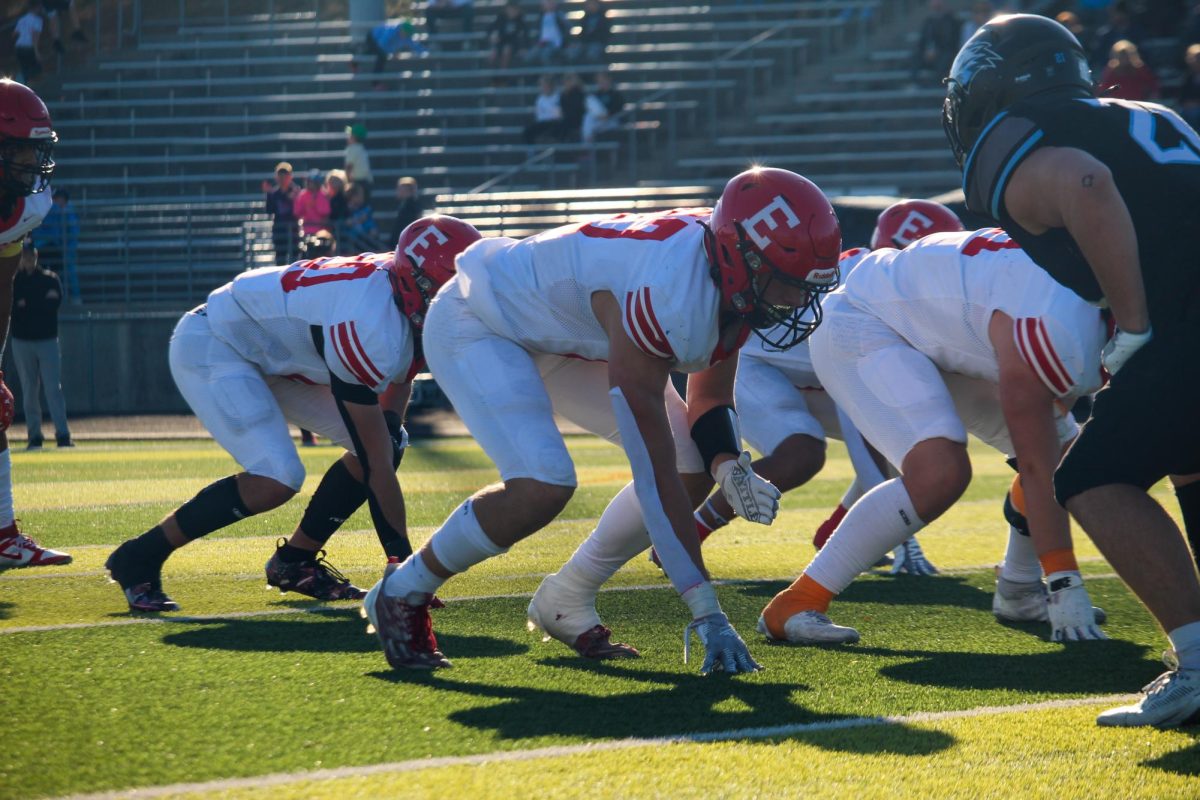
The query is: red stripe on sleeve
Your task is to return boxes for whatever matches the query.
[347,321,385,384]
[623,290,657,356]
[334,322,377,387]
[1035,319,1074,394]
[1022,318,1070,396]
[638,288,674,358]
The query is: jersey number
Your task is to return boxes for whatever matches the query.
[1088,99,1200,166]
[577,212,693,241]
[280,258,377,292]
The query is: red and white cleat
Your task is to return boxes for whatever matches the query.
[0,526,71,568]
[527,572,639,659]
[362,564,451,670]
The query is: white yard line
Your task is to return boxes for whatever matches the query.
[0,572,1124,635]
[53,694,1132,800]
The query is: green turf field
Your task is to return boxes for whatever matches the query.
[3,437,1198,799]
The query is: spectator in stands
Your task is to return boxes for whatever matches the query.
[582,70,625,143]
[12,240,71,450]
[294,168,332,237]
[342,183,384,253]
[1187,0,1200,46]
[325,170,350,253]
[1091,1,1145,69]
[1179,42,1200,129]
[390,177,424,246]
[910,0,960,85]
[1056,11,1090,54]
[42,0,84,54]
[559,72,586,142]
[33,188,80,304]
[1100,39,1160,99]
[488,0,530,77]
[14,3,45,85]
[526,0,568,66]
[344,124,374,200]
[523,75,563,144]
[262,161,300,266]
[960,0,994,47]
[426,0,475,42]
[358,18,427,82]
[565,0,611,64]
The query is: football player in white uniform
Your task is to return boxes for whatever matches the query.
[663,200,964,577]
[760,228,1109,645]
[0,79,71,569]
[104,216,480,612]
[364,168,842,672]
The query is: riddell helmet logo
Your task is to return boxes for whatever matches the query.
[743,195,801,251]
[29,127,53,138]
[808,266,838,286]
[404,225,449,267]
[956,40,1003,83]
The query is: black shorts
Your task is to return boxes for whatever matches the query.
[1055,332,1200,503]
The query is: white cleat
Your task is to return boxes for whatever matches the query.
[993,576,1106,625]
[757,610,860,645]
[1097,653,1200,728]
[527,572,637,659]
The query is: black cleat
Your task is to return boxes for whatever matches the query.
[105,540,178,613]
[265,539,366,601]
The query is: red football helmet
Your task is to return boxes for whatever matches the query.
[708,167,841,350]
[392,215,482,328]
[869,199,963,251]
[0,79,56,200]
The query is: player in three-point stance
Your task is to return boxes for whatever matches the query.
[364,168,841,672]
[660,199,964,578]
[760,228,1108,645]
[105,216,480,611]
[0,79,71,569]
[946,13,1200,726]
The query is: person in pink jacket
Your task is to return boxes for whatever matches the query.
[293,169,332,237]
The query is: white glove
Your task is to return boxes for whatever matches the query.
[891,537,939,576]
[1101,325,1152,375]
[1047,571,1108,641]
[714,451,781,525]
[684,612,763,674]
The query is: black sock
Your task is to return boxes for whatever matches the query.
[298,460,368,545]
[1176,482,1200,568]
[126,526,174,570]
[275,542,317,564]
[174,475,254,541]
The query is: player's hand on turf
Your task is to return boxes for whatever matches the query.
[685,612,762,675]
[1101,325,1152,376]
[714,451,780,525]
[891,537,939,576]
[1047,571,1108,641]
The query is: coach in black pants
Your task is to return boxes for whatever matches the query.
[11,241,71,450]
[945,14,1200,728]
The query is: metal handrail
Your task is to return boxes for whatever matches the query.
[468,146,557,195]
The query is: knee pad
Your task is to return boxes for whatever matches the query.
[1003,474,1030,536]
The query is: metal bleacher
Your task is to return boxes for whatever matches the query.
[53,0,912,304]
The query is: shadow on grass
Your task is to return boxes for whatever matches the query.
[0,600,12,620]
[731,575,993,611]
[160,616,527,659]
[1142,735,1200,776]
[368,660,956,756]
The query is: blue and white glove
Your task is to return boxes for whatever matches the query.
[684,612,763,675]
[1101,325,1151,376]
[891,537,939,576]
[714,451,781,525]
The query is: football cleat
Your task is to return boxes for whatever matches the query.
[121,582,180,613]
[891,537,938,576]
[0,526,71,567]
[1097,652,1200,728]
[105,540,178,613]
[362,564,451,670]
[265,540,366,601]
[757,610,860,645]
[993,575,1106,624]
[527,572,639,659]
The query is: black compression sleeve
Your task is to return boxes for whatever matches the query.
[690,404,740,474]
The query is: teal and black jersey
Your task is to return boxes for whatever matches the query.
[962,96,1200,332]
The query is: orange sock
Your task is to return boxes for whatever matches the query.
[761,573,835,639]
[1039,548,1079,576]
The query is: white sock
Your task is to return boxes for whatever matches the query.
[999,526,1043,583]
[806,477,925,595]
[385,500,506,596]
[1168,620,1200,670]
[558,481,650,594]
[0,450,13,529]
[839,479,865,510]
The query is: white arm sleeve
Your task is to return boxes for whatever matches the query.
[838,406,887,491]
[610,386,706,596]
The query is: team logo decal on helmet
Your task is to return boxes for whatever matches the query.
[707,167,841,351]
[0,79,57,202]
[392,215,482,329]
[870,199,964,250]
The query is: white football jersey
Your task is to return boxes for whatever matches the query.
[841,229,1106,398]
[205,254,415,391]
[454,210,744,373]
[0,190,51,247]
